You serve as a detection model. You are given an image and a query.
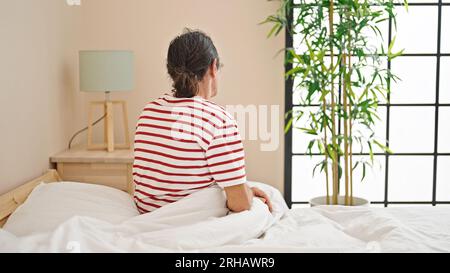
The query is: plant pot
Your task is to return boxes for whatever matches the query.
[309,196,370,207]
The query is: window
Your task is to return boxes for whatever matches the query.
[285,1,450,207]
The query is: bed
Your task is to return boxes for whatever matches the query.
[1,170,449,253]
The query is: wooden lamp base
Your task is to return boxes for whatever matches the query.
[87,100,130,152]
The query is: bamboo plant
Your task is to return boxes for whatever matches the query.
[263,0,406,205]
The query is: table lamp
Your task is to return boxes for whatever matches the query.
[79,50,134,152]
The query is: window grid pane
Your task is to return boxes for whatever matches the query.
[389,107,435,153]
[287,2,449,207]
[440,57,450,103]
[390,57,436,104]
[393,6,438,54]
[442,7,450,54]
[437,156,450,201]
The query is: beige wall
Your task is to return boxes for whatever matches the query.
[0,0,285,194]
[0,0,81,194]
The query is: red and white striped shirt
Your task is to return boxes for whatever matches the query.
[133,93,247,214]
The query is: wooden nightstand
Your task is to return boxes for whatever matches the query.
[50,147,135,194]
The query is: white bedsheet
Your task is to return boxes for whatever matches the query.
[1,184,450,252]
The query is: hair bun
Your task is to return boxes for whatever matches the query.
[168,64,198,98]
[173,65,197,80]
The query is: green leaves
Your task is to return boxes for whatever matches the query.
[387,35,405,61]
[284,117,293,134]
[267,22,284,39]
[403,0,409,12]
[300,127,319,135]
[374,139,393,154]
[259,0,291,38]
[264,0,403,187]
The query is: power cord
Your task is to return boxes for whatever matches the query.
[68,114,107,149]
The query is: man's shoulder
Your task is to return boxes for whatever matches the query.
[202,99,235,122]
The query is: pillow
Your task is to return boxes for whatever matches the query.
[3,182,139,236]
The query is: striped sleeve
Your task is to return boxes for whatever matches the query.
[205,116,247,188]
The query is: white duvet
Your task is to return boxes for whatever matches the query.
[1,182,450,253]
[0,182,287,252]
[209,205,450,253]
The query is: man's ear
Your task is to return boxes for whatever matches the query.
[210,58,218,77]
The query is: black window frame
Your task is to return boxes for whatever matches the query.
[285,1,450,208]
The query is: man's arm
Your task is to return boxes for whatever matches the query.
[224,184,273,212]
[223,183,254,212]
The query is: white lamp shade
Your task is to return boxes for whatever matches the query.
[79,50,134,92]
